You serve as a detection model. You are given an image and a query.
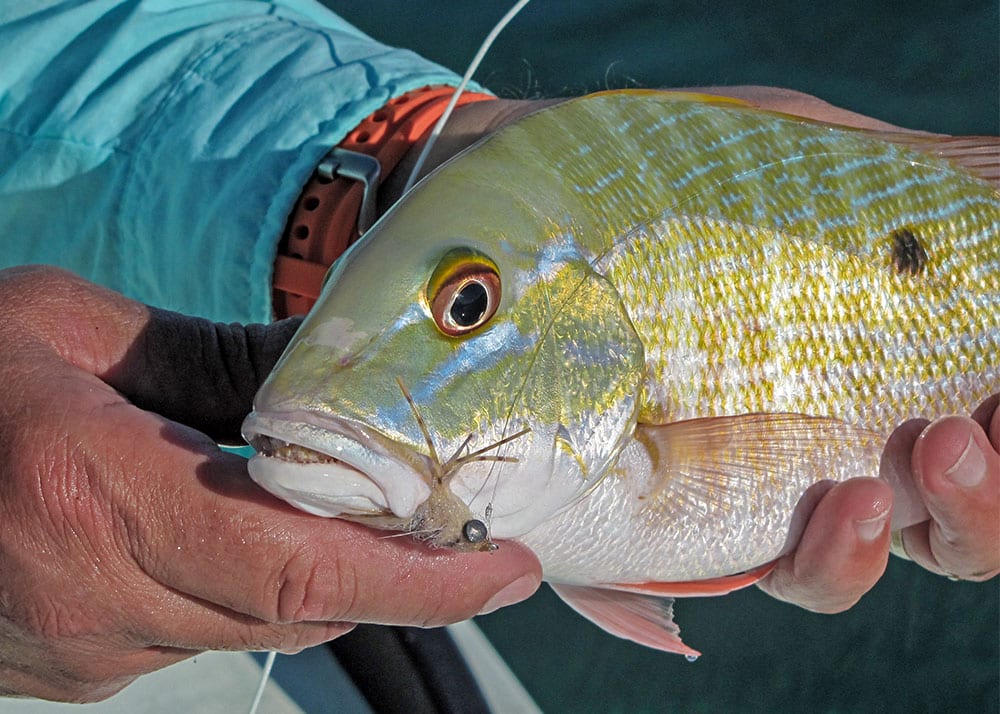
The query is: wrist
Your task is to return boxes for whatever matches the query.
[379,97,562,212]
[272,91,559,319]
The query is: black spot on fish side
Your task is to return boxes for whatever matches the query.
[890,228,929,276]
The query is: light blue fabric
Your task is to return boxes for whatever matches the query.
[0,0,469,323]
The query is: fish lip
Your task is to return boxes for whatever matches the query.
[241,410,432,519]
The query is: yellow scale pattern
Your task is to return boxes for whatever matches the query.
[604,215,998,433]
[504,93,1000,434]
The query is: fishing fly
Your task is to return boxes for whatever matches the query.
[246,5,534,709]
[395,375,531,549]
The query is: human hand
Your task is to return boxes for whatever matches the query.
[0,266,540,702]
[758,402,999,612]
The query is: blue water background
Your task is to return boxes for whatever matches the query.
[328,2,999,712]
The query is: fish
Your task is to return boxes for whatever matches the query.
[242,90,1000,658]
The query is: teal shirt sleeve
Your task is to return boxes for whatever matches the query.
[0,0,471,323]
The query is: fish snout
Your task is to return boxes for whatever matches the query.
[241,412,432,520]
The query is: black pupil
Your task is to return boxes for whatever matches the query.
[450,281,488,327]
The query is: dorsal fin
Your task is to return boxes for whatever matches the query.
[857,132,1000,186]
[584,90,1000,186]
[587,88,756,109]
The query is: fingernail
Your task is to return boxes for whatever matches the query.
[478,575,539,615]
[944,433,986,488]
[855,510,890,542]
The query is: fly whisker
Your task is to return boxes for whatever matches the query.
[443,432,476,471]
[378,530,419,540]
[381,526,443,542]
[396,376,444,477]
[395,377,529,546]
[451,427,531,469]
[465,455,520,464]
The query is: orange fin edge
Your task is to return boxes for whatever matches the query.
[585,88,755,108]
[610,560,777,597]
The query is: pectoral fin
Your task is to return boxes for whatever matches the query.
[549,583,700,659]
[635,413,884,529]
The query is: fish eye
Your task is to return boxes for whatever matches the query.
[427,249,501,337]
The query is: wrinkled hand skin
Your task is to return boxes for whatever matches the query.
[0,266,541,702]
[758,402,1000,613]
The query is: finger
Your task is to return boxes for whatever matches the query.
[758,477,892,613]
[126,572,358,653]
[139,595,356,654]
[879,417,932,529]
[110,574,357,653]
[90,404,541,629]
[900,416,1000,581]
[970,393,1000,444]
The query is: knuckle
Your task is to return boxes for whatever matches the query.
[0,264,67,303]
[230,621,354,655]
[230,621,287,651]
[273,622,355,654]
[779,559,872,615]
[930,520,998,579]
[272,547,352,623]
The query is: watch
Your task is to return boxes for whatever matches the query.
[272,85,495,318]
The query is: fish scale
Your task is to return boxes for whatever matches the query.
[244,91,999,656]
[543,96,997,261]
[601,211,997,429]
[509,95,1000,428]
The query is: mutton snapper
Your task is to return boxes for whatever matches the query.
[243,91,999,657]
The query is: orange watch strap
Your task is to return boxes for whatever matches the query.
[273,85,496,318]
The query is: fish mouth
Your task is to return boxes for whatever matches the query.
[241,411,432,520]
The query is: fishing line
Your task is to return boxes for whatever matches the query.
[245,4,529,709]
[247,650,277,714]
[402,0,533,194]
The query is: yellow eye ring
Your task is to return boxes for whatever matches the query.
[426,249,501,337]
